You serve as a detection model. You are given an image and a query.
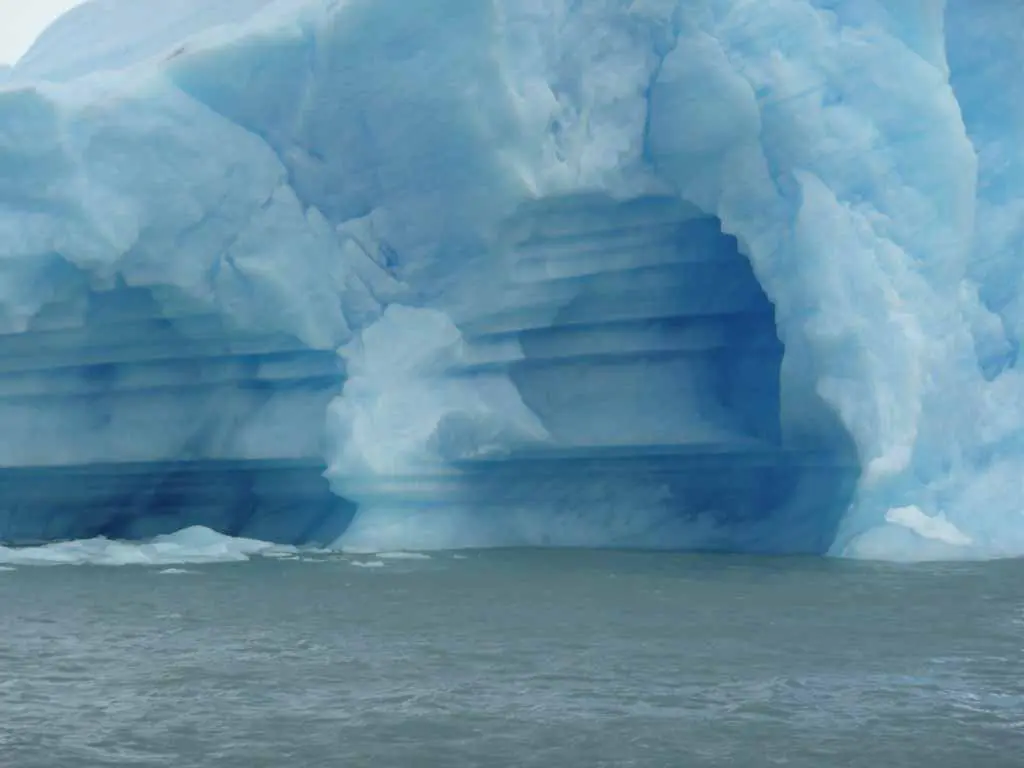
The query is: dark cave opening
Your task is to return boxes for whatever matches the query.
[458,195,859,553]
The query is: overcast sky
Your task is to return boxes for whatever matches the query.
[0,0,84,65]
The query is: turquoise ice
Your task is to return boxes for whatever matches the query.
[0,0,1021,560]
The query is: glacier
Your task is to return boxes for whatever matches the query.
[0,0,1021,561]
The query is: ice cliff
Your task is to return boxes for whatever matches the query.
[0,0,1021,560]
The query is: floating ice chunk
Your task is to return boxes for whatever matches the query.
[0,526,293,567]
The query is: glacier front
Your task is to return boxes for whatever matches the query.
[0,0,1021,560]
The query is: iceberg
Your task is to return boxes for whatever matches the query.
[0,0,1021,560]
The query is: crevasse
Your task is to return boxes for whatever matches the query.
[0,0,1020,560]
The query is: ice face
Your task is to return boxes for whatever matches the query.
[0,0,1020,560]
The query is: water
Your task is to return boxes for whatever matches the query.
[1,550,1022,766]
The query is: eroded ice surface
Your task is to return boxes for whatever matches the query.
[0,0,1022,560]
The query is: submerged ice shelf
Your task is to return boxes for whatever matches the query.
[0,0,1022,560]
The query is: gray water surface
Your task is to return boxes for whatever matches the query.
[1,551,1022,767]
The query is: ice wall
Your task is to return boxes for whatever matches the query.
[0,0,1021,559]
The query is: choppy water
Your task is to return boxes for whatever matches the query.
[1,549,1022,767]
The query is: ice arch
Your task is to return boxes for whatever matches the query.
[327,196,859,552]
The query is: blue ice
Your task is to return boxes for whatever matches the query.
[0,0,1021,561]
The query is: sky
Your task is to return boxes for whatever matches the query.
[0,0,84,65]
